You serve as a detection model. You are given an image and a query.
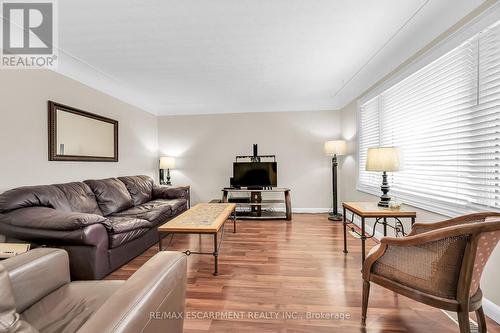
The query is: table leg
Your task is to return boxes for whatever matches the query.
[361,217,366,264]
[232,209,236,233]
[158,232,162,252]
[411,217,415,226]
[383,217,387,237]
[285,190,292,221]
[343,207,348,254]
[213,232,219,276]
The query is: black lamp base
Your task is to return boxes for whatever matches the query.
[329,154,342,222]
[159,168,172,186]
[378,171,391,207]
[377,200,390,207]
[328,213,343,221]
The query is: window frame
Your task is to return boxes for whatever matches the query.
[355,5,500,217]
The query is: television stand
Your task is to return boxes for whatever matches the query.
[222,188,291,221]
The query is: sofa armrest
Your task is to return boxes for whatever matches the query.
[0,223,109,248]
[78,251,187,333]
[152,185,189,201]
[1,248,70,313]
[0,207,110,231]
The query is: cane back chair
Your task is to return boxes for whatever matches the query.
[362,212,500,333]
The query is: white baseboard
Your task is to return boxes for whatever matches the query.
[268,207,331,213]
[291,208,330,213]
[483,297,500,324]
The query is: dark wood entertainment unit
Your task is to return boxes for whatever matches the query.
[222,188,292,221]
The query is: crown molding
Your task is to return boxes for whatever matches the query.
[52,51,159,115]
[356,1,500,107]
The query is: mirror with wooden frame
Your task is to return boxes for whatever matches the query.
[48,101,118,162]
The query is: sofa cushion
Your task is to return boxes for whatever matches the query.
[21,281,123,333]
[106,216,152,233]
[118,176,154,206]
[166,198,188,214]
[54,182,101,215]
[108,228,150,248]
[84,178,133,216]
[106,216,151,248]
[113,199,187,225]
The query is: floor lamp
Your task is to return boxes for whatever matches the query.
[324,140,347,221]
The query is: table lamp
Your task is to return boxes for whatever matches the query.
[365,147,400,207]
[324,140,347,221]
[159,156,176,185]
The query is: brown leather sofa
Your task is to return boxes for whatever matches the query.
[0,176,189,280]
[0,248,187,333]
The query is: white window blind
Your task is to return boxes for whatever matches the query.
[358,20,500,216]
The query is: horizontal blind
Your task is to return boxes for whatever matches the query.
[358,97,380,188]
[358,20,500,215]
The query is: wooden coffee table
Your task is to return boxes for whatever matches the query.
[158,203,236,276]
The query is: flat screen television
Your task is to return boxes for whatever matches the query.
[233,162,277,187]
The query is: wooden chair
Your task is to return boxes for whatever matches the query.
[362,212,500,333]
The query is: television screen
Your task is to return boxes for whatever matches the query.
[233,162,277,187]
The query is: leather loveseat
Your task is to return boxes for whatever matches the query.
[0,175,189,280]
[0,248,187,333]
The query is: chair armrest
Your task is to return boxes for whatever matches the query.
[0,207,110,231]
[0,265,39,333]
[362,243,388,280]
[78,251,187,333]
[407,212,500,236]
[1,248,70,313]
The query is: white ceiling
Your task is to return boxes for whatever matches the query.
[56,0,485,115]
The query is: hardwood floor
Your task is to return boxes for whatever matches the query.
[107,213,500,332]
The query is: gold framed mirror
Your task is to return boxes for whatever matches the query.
[48,101,118,162]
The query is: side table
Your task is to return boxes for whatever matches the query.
[342,202,416,265]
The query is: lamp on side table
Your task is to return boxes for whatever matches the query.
[324,140,347,221]
[159,156,176,185]
[365,147,400,207]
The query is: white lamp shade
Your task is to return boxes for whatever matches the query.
[159,156,176,169]
[365,147,400,172]
[324,140,347,156]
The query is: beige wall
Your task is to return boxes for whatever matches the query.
[157,110,341,209]
[0,70,158,192]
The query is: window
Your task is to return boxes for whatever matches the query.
[358,20,500,216]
